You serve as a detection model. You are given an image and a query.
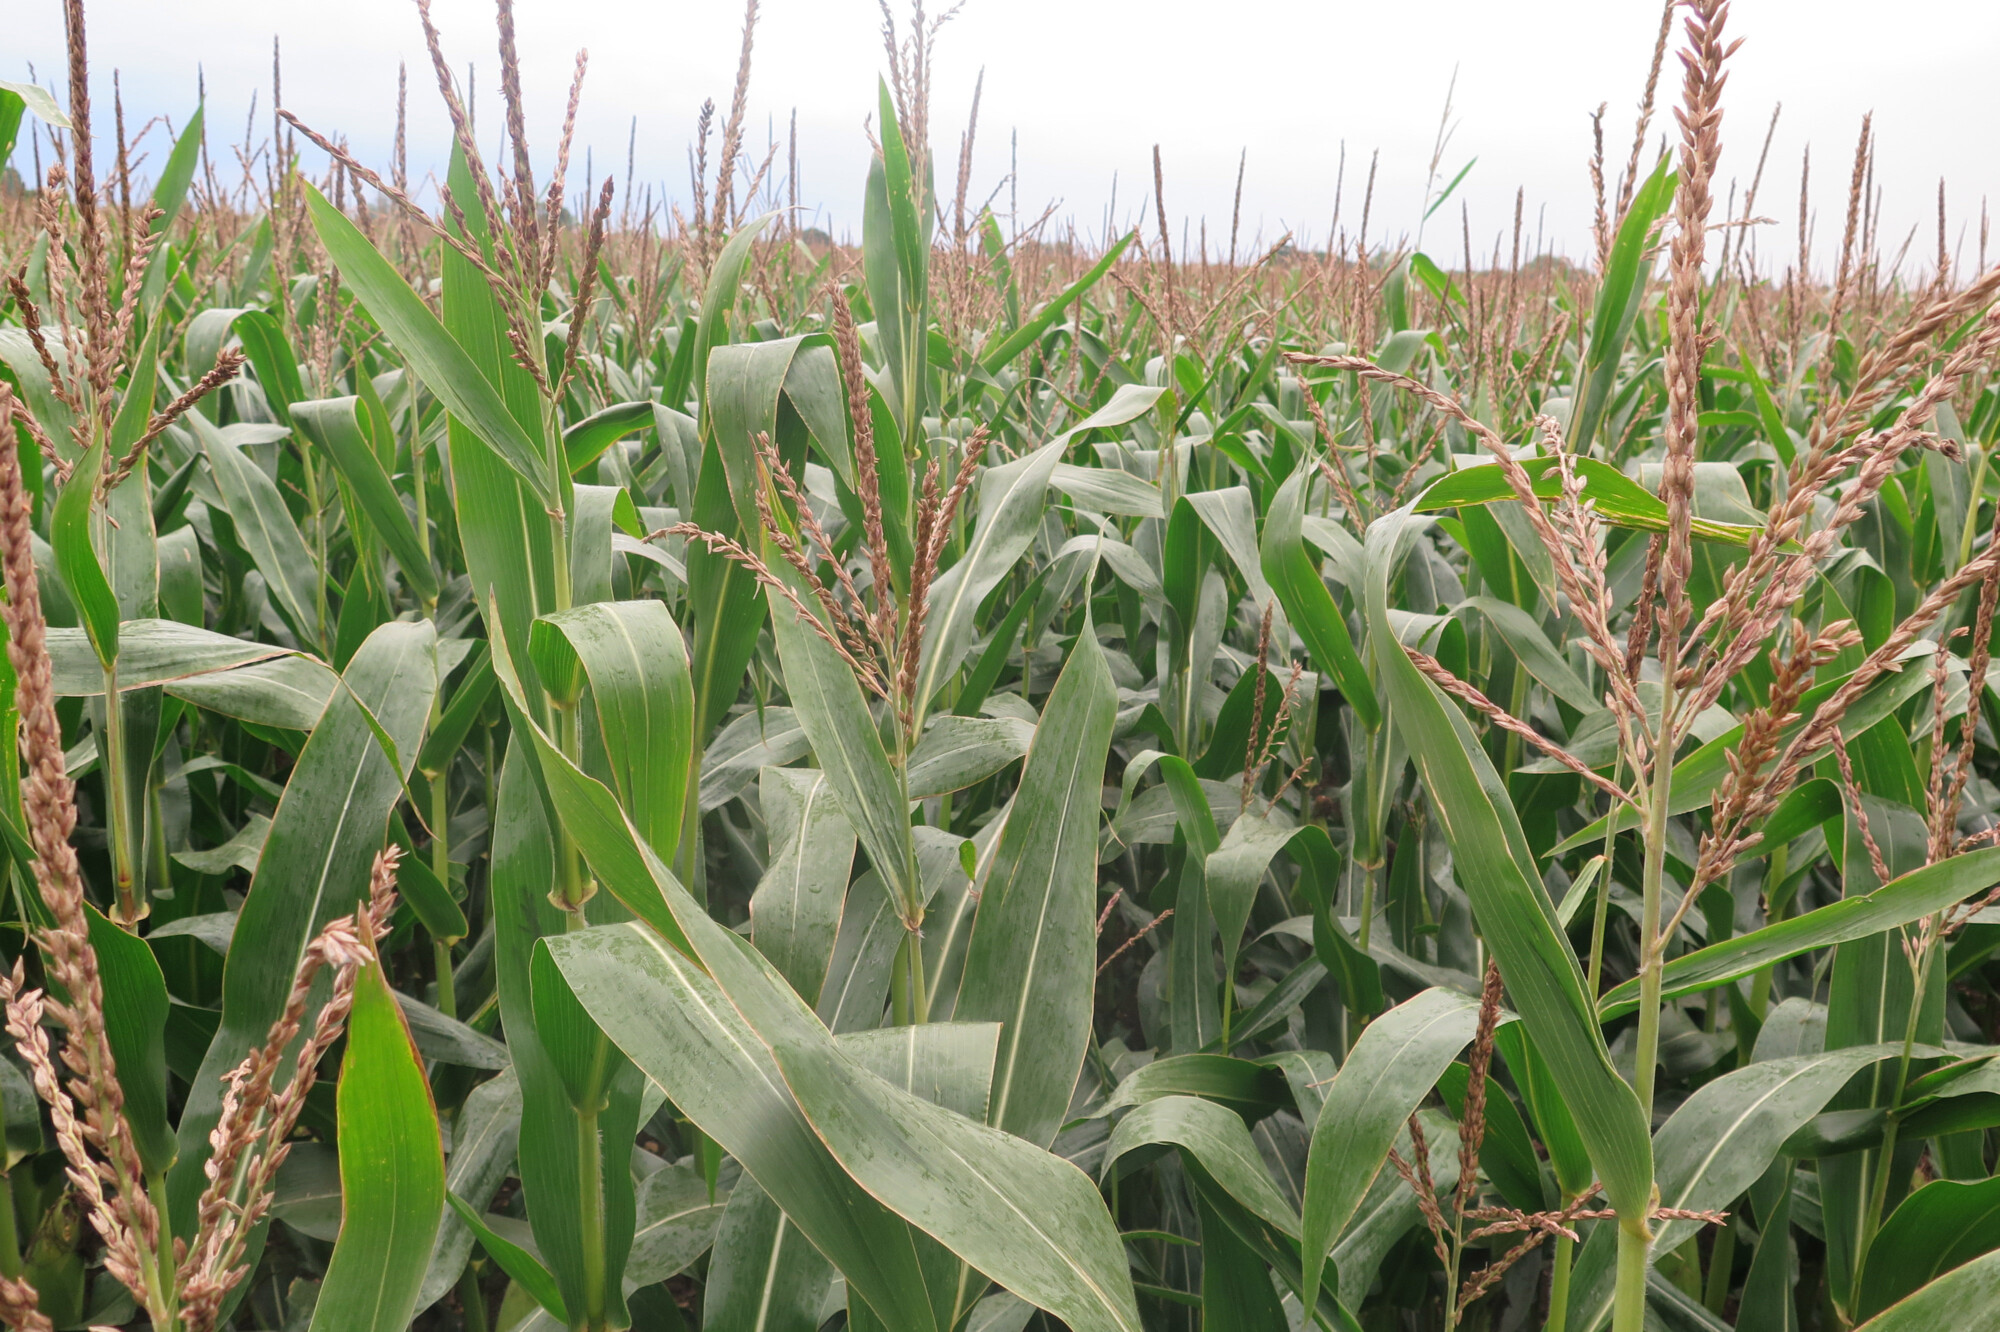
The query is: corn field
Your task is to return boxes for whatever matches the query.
[2,0,2000,1329]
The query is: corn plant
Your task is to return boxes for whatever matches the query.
[4,0,2000,1328]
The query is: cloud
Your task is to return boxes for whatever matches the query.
[12,0,1998,273]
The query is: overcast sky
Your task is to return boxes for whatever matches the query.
[9,0,1999,274]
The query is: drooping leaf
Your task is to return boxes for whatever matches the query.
[1104,1094,1299,1240]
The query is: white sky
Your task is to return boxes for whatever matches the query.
[9,0,2000,274]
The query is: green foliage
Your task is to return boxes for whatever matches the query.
[5,7,2000,1331]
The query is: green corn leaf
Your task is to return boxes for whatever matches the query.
[624,1156,729,1288]
[904,714,1035,799]
[0,78,66,131]
[910,440,1064,724]
[446,1193,569,1323]
[1552,643,1945,855]
[301,182,554,507]
[487,746,642,1331]
[816,877,907,1035]
[169,620,437,1230]
[1364,510,1653,1225]
[1156,752,1224,1052]
[519,694,1140,1329]
[551,911,1144,1332]
[1184,486,1272,605]
[194,413,325,651]
[750,768,856,1006]
[1194,662,1292,782]
[83,903,174,1175]
[1494,1023,1594,1201]
[1203,813,1316,1015]
[1053,384,1168,447]
[1853,1249,2000,1330]
[1051,462,1163,519]
[293,396,440,603]
[684,443,768,744]
[165,655,338,732]
[1566,1043,1923,1331]
[1857,1177,2000,1320]
[844,1021,1006,1330]
[1597,847,2000,1018]
[1436,1062,1545,1213]
[701,1177,835,1332]
[1456,595,1598,711]
[1326,1111,1464,1304]
[137,108,205,315]
[1299,987,1482,1299]
[563,399,654,475]
[1104,1053,1291,1119]
[764,549,919,919]
[486,609,689,946]
[436,144,558,712]
[416,1071,521,1313]
[226,308,304,423]
[544,918,943,1329]
[308,954,445,1332]
[1185,1162,1362,1331]
[1569,157,1673,454]
[955,618,1116,1146]
[1413,453,1760,546]
[103,319,161,622]
[706,334,854,540]
[385,815,467,942]
[43,619,290,696]
[529,600,694,864]
[50,439,118,667]
[415,646,494,778]
[564,481,634,608]
[1103,1095,1299,1239]
[1262,469,1379,727]
[979,233,1134,375]
[952,567,1047,718]
[529,942,629,1113]
[1198,1188,1294,1332]
[692,214,776,408]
